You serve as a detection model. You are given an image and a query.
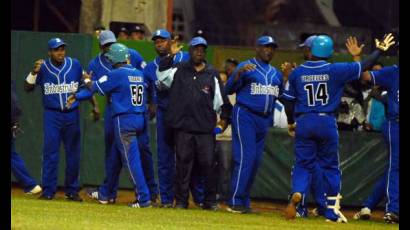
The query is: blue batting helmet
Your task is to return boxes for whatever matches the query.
[104,43,129,65]
[311,35,334,58]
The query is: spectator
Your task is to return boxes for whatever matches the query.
[117,27,129,40]
[130,25,145,41]
[94,25,105,39]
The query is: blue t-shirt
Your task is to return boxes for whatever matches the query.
[143,51,189,108]
[282,60,362,114]
[225,58,283,115]
[369,65,399,121]
[36,57,83,110]
[91,64,147,117]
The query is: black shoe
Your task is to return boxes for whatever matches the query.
[160,203,173,208]
[151,195,159,207]
[39,194,53,200]
[65,193,83,202]
[243,207,257,214]
[226,205,246,214]
[202,203,219,211]
[174,203,188,209]
[384,212,399,224]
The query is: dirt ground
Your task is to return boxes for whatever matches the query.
[11,184,386,221]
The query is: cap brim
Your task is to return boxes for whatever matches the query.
[259,42,277,48]
[50,42,67,49]
[190,43,207,48]
[100,38,116,46]
[151,36,169,41]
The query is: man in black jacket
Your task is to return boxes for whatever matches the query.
[11,80,42,195]
[157,36,232,209]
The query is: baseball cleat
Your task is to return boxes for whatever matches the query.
[384,212,399,224]
[86,188,113,204]
[325,194,347,223]
[226,205,247,214]
[128,200,152,208]
[65,193,83,202]
[285,192,302,219]
[353,207,371,220]
[26,185,42,195]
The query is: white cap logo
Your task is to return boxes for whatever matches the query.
[156,30,161,36]
[268,37,273,42]
[55,38,61,42]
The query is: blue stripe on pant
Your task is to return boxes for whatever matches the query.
[113,114,150,202]
[363,170,387,209]
[41,109,81,197]
[229,105,269,208]
[291,114,337,208]
[11,138,37,192]
[383,120,399,214]
[156,107,204,205]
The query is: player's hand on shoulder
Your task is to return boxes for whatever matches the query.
[32,59,44,75]
[82,71,93,84]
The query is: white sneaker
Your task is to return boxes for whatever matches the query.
[353,207,371,220]
[26,185,42,195]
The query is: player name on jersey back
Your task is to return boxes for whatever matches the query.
[44,81,79,95]
[250,83,280,96]
[128,76,144,82]
[302,74,330,82]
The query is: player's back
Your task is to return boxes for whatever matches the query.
[287,60,361,114]
[107,65,147,117]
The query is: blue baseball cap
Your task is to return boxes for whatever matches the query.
[48,38,66,49]
[189,36,207,47]
[152,29,171,40]
[257,36,278,47]
[299,35,318,48]
[99,30,117,46]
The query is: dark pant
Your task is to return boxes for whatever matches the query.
[174,130,216,207]
[215,140,232,201]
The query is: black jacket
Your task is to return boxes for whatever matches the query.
[11,80,22,125]
[159,57,232,134]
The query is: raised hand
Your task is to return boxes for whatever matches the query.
[32,59,44,75]
[375,33,395,51]
[170,36,184,55]
[345,36,364,57]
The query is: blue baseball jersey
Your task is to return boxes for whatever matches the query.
[144,51,189,108]
[91,64,147,117]
[282,60,362,114]
[88,48,146,80]
[35,57,83,110]
[369,65,399,121]
[225,58,283,114]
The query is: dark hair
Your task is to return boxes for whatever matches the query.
[373,62,384,68]
[225,58,239,66]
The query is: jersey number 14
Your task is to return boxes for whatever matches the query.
[130,85,144,106]
[304,83,329,106]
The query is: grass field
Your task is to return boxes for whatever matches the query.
[11,189,399,230]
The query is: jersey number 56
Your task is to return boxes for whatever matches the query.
[130,85,144,106]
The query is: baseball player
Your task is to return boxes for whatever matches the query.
[359,44,399,223]
[281,34,328,218]
[11,80,42,195]
[68,43,151,208]
[224,35,283,214]
[24,38,89,201]
[281,34,395,222]
[81,30,158,204]
[144,29,204,207]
